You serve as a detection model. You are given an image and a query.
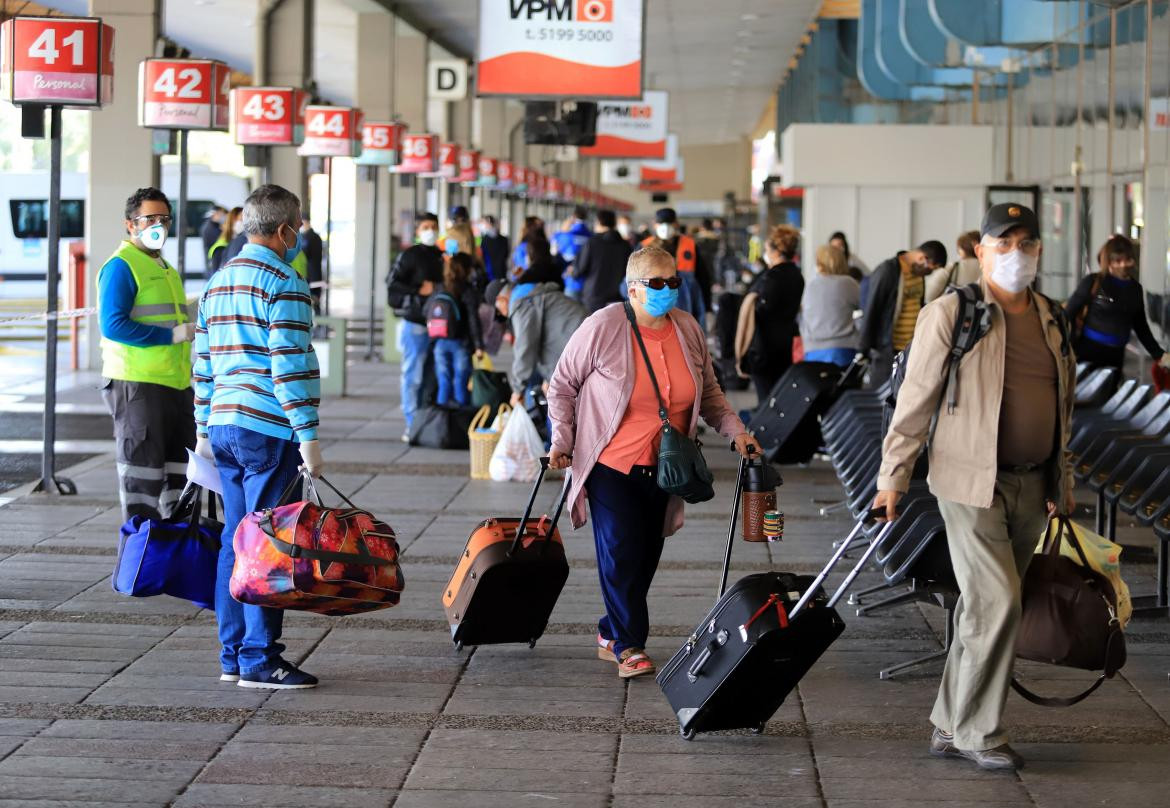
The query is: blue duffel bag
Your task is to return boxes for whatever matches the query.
[112,483,222,609]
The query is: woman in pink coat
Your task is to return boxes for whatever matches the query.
[548,246,760,678]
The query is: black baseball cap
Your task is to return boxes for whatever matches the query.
[981,203,1039,240]
[449,205,470,222]
[655,207,677,224]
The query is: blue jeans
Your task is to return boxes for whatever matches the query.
[209,425,300,675]
[804,347,855,368]
[397,321,430,428]
[585,463,670,657]
[433,338,471,407]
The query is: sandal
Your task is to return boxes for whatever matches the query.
[617,648,656,679]
[597,633,617,662]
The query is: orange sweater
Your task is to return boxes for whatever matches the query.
[598,320,697,473]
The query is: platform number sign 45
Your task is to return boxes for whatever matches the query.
[2,16,114,106]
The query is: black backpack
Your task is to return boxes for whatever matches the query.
[884,283,1070,438]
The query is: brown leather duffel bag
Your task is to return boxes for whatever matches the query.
[1012,516,1126,707]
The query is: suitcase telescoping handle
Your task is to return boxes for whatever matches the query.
[717,450,751,599]
[789,507,895,619]
[509,457,573,556]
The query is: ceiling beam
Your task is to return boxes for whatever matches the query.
[368,1,471,63]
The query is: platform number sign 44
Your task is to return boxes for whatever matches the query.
[308,110,347,137]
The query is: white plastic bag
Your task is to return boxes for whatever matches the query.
[489,405,544,482]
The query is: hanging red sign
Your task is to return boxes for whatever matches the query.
[138,58,230,130]
[1,16,114,106]
[437,142,460,179]
[298,105,363,157]
[477,155,498,186]
[396,133,440,173]
[356,121,404,166]
[231,86,308,146]
[458,149,480,183]
[497,160,515,189]
[546,177,564,201]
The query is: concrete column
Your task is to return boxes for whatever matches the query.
[258,0,313,202]
[84,0,160,370]
[394,21,427,222]
[353,11,394,313]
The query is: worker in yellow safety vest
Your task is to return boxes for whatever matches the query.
[97,187,196,522]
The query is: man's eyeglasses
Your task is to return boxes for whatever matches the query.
[631,276,682,290]
[988,237,1041,255]
[132,214,173,227]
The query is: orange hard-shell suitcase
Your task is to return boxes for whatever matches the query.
[443,458,571,650]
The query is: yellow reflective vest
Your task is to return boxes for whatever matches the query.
[98,241,191,390]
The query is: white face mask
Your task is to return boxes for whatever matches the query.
[655,223,675,241]
[617,223,631,239]
[139,223,168,251]
[990,249,1038,293]
[418,229,438,247]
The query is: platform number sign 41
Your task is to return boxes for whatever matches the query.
[1,16,115,106]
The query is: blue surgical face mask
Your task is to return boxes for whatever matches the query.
[281,226,302,264]
[642,285,678,317]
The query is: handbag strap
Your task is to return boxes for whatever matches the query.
[1010,628,1123,707]
[1047,515,1093,569]
[257,509,392,567]
[623,302,671,425]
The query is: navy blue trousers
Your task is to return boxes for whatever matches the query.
[586,463,670,657]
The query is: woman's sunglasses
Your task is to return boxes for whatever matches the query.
[632,276,682,290]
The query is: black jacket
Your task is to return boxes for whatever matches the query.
[859,256,909,355]
[387,244,444,324]
[200,218,221,255]
[747,261,804,378]
[481,233,510,282]
[224,232,248,263]
[576,229,633,313]
[1066,273,1164,363]
[301,227,324,285]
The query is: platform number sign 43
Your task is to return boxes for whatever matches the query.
[242,92,286,121]
[2,16,114,106]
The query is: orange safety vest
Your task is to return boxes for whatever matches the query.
[642,234,697,272]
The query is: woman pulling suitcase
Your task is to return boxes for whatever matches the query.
[547,245,762,679]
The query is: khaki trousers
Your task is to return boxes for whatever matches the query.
[931,470,1048,751]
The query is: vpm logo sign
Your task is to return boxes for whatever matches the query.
[509,0,613,22]
[600,103,652,119]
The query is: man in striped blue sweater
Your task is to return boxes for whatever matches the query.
[193,184,323,690]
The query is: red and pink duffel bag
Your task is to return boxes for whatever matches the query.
[230,471,404,616]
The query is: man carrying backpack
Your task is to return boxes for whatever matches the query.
[386,213,444,439]
[873,203,1076,772]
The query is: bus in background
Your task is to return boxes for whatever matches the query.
[0,165,250,296]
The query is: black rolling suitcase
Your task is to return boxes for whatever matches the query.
[442,458,571,650]
[658,459,892,740]
[747,362,843,463]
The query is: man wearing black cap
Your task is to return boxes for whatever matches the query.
[873,203,1076,772]
[642,207,712,325]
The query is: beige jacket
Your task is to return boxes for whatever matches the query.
[924,257,982,304]
[733,291,758,377]
[877,281,1076,509]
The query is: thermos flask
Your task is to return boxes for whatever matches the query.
[742,455,782,542]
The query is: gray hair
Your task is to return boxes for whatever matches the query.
[242,184,301,237]
[625,245,676,282]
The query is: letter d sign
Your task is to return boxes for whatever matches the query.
[428,59,467,101]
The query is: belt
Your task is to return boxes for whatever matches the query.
[628,465,656,479]
[998,462,1042,474]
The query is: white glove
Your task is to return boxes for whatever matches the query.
[1160,354,1170,370]
[172,323,196,343]
[298,440,324,478]
[194,436,214,460]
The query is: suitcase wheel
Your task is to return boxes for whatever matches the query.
[680,726,696,741]
[751,722,766,735]
[455,641,464,652]
[528,639,537,649]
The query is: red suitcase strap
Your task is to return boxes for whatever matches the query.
[738,593,788,643]
[258,511,395,567]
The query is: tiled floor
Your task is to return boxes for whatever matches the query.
[0,359,1165,806]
